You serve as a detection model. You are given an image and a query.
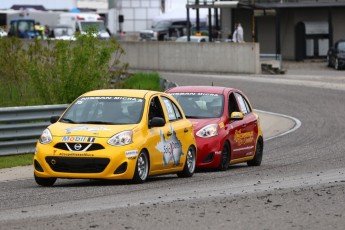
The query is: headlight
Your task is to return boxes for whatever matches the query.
[39,128,53,144]
[107,130,133,146]
[196,124,218,138]
[153,32,158,38]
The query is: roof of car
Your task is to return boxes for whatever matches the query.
[166,86,234,94]
[81,89,160,98]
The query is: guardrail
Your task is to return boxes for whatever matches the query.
[0,104,68,156]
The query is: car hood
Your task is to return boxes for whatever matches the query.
[49,123,138,138]
[188,117,221,132]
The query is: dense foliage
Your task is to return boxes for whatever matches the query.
[0,31,128,106]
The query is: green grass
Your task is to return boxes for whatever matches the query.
[119,72,161,91]
[0,154,34,169]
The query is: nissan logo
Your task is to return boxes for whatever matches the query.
[74,143,82,151]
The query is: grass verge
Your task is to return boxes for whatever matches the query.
[0,154,33,169]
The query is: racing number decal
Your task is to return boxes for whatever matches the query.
[155,125,183,166]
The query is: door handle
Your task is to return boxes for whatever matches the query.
[184,128,188,133]
[254,121,257,126]
[242,124,247,128]
[167,131,172,136]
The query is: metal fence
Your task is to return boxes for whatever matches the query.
[0,104,68,156]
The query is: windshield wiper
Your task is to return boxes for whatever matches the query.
[60,118,76,124]
[186,115,202,119]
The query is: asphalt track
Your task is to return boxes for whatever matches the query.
[1,65,345,230]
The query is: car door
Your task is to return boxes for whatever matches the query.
[234,92,257,158]
[227,92,247,159]
[145,95,171,172]
[159,96,187,170]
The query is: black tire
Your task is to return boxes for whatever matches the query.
[327,56,331,67]
[132,150,149,183]
[177,145,196,178]
[218,142,230,171]
[34,174,56,186]
[335,58,340,70]
[247,138,263,167]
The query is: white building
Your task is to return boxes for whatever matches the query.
[0,0,189,33]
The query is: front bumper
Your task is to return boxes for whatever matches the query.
[195,136,223,168]
[34,142,139,180]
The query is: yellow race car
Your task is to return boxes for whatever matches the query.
[34,89,197,186]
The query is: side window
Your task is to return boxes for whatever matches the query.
[162,97,182,121]
[148,96,165,121]
[228,93,240,116]
[235,93,252,115]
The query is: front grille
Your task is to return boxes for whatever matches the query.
[54,143,104,151]
[46,157,110,173]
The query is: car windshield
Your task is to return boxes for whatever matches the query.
[154,21,172,29]
[80,21,106,33]
[171,93,224,118]
[61,96,145,125]
[53,27,74,36]
[338,42,345,52]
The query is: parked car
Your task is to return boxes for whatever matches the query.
[47,25,76,40]
[166,86,264,171]
[0,28,7,37]
[139,20,189,41]
[7,18,37,39]
[175,36,209,43]
[327,40,345,70]
[34,89,196,186]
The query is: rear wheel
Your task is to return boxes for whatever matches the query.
[177,145,196,178]
[132,150,149,183]
[218,142,230,171]
[247,138,263,166]
[34,174,56,186]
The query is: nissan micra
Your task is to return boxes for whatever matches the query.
[34,89,196,186]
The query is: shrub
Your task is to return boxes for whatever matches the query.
[0,30,128,106]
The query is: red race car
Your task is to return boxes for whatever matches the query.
[166,86,264,170]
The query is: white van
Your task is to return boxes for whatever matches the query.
[58,12,110,39]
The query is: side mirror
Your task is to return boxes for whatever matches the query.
[230,112,244,121]
[149,117,165,128]
[50,116,60,124]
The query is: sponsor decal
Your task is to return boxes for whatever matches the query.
[79,96,143,102]
[171,92,220,97]
[234,130,254,146]
[62,136,96,142]
[245,151,254,156]
[156,125,183,166]
[65,126,110,134]
[126,150,138,158]
[59,152,94,157]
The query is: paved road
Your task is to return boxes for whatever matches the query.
[1,64,345,230]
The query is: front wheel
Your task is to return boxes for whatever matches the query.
[132,150,149,183]
[247,138,263,166]
[177,146,196,178]
[34,174,56,186]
